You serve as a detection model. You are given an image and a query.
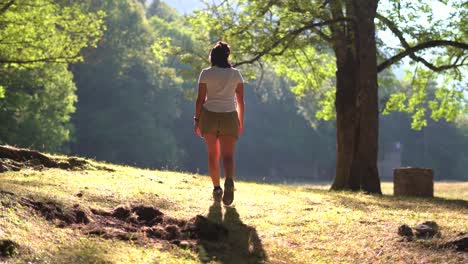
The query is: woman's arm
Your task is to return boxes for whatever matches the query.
[194,83,207,136]
[235,83,244,135]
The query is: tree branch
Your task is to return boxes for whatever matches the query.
[376,13,468,72]
[233,17,348,67]
[310,27,332,42]
[0,55,80,64]
[378,40,468,72]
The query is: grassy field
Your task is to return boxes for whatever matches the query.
[0,159,467,263]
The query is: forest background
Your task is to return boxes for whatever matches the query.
[1,0,467,182]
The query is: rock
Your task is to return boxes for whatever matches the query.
[420,221,438,231]
[444,235,468,252]
[415,221,439,239]
[398,224,414,237]
[394,167,433,197]
[0,239,19,257]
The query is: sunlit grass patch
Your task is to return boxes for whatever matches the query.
[1,158,467,263]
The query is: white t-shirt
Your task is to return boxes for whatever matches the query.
[198,66,244,112]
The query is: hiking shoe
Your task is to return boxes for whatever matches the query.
[223,178,234,205]
[213,188,223,203]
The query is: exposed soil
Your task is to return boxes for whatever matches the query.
[397,222,467,252]
[444,234,468,252]
[0,239,19,258]
[0,145,114,172]
[10,193,228,251]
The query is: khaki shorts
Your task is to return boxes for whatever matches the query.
[199,107,239,139]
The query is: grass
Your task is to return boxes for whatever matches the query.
[0,158,467,264]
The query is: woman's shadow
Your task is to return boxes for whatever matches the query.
[198,203,267,263]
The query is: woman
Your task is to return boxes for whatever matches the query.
[194,41,244,205]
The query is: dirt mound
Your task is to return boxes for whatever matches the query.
[444,234,468,252]
[16,195,227,250]
[19,198,91,227]
[0,239,19,258]
[0,145,114,172]
[132,205,164,222]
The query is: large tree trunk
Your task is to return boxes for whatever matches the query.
[332,48,359,190]
[330,0,382,194]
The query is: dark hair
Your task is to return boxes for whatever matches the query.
[210,41,231,68]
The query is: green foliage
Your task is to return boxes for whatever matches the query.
[151,37,172,64]
[315,89,336,121]
[383,67,467,130]
[384,92,407,113]
[0,0,104,135]
[146,0,179,21]
[0,64,76,152]
[272,47,336,120]
[428,78,467,122]
[149,12,210,84]
[0,0,105,68]
[70,0,182,168]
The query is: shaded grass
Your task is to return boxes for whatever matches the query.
[0,163,467,263]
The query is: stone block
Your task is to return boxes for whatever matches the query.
[394,167,433,197]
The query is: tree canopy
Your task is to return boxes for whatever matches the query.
[0,0,104,66]
[188,0,467,126]
[0,0,105,97]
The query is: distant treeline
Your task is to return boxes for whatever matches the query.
[1,0,467,181]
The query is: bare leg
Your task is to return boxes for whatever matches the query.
[219,136,237,179]
[204,134,220,187]
[219,136,237,205]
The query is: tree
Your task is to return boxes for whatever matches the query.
[0,0,104,153]
[0,0,104,65]
[0,0,104,96]
[0,64,77,152]
[70,0,182,168]
[188,0,468,193]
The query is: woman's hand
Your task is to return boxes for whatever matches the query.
[194,120,202,137]
[238,122,244,136]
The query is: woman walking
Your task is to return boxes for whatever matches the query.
[194,41,244,205]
